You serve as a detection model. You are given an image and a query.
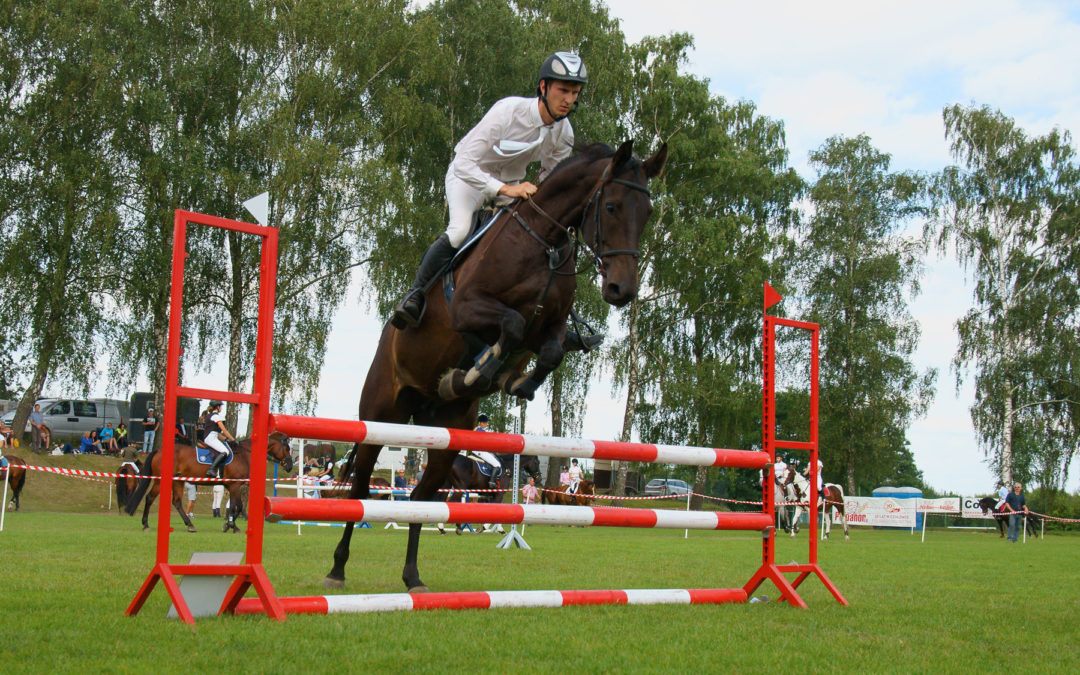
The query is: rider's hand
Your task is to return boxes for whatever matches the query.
[499,182,538,199]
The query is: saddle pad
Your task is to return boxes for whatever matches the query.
[195,446,236,466]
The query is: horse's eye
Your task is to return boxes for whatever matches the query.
[605,202,616,214]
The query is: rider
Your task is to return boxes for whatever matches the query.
[202,401,236,478]
[994,480,1008,511]
[773,456,788,487]
[470,414,502,489]
[803,457,824,495]
[389,51,601,352]
[568,458,584,494]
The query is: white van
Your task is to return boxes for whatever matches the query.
[29,398,129,440]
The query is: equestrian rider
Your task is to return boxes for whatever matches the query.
[994,480,1008,511]
[803,458,824,495]
[470,413,502,489]
[568,458,583,494]
[773,456,788,488]
[390,52,601,352]
[202,401,236,478]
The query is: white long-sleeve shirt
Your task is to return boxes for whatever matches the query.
[450,96,574,200]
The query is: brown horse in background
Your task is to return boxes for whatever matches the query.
[115,460,141,514]
[2,455,27,511]
[324,141,667,592]
[124,432,293,533]
[542,479,595,506]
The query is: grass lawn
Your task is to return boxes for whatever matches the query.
[1,506,1078,674]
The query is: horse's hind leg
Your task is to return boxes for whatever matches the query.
[141,489,157,531]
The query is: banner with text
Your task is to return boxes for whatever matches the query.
[961,496,996,519]
[843,497,917,527]
[917,497,960,514]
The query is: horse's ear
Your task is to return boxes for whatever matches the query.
[644,143,668,179]
[612,140,634,172]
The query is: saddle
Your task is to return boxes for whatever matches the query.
[441,207,505,306]
[466,454,502,479]
[195,443,237,467]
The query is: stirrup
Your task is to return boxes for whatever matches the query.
[565,331,605,352]
[391,291,425,329]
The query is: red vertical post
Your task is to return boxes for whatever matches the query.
[808,326,820,564]
[762,316,776,567]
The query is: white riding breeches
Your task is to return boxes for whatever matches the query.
[474,451,501,470]
[212,485,225,509]
[444,171,512,248]
[205,432,231,457]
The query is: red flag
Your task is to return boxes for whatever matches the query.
[764,282,782,311]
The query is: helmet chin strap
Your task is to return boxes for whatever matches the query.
[539,80,578,122]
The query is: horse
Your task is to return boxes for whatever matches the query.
[541,479,595,506]
[2,455,27,511]
[783,470,849,540]
[978,497,1038,539]
[115,460,141,514]
[324,140,666,592]
[124,432,293,533]
[763,470,791,534]
[445,453,543,534]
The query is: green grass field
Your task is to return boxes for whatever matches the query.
[2,502,1078,674]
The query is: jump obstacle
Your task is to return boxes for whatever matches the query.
[126,209,846,624]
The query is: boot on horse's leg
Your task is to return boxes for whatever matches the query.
[391,234,457,329]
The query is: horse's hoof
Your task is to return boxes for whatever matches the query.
[142,526,150,532]
[222,522,230,533]
[187,526,197,533]
[408,585,429,594]
[323,576,345,590]
[844,535,850,541]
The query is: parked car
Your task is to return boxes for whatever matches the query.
[643,478,692,497]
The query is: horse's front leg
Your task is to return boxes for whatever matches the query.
[439,301,526,400]
[141,486,157,531]
[325,444,378,589]
[172,487,196,533]
[222,484,243,533]
[500,324,565,401]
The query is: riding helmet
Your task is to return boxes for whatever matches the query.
[537,51,588,87]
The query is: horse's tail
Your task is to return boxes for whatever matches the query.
[115,471,129,506]
[124,451,156,515]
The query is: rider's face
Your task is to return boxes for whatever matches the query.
[542,80,582,118]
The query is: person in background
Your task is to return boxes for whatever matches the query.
[559,465,570,487]
[39,424,52,453]
[115,422,128,449]
[521,476,540,504]
[469,414,502,489]
[415,461,427,486]
[175,417,190,445]
[183,481,197,519]
[802,457,824,494]
[212,484,225,518]
[394,468,408,489]
[567,458,583,494]
[0,417,12,450]
[142,406,159,454]
[100,422,118,455]
[1003,482,1029,543]
[120,440,139,463]
[79,430,99,455]
[29,403,45,453]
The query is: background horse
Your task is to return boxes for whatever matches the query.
[324,141,666,593]
[764,470,791,534]
[541,479,595,506]
[115,460,141,515]
[784,471,850,540]
[124,432,292,533]
[446,453,542,534]
[978,497,1038,538]
[2,455,27,511]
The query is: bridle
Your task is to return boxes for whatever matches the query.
[509,159,651,276]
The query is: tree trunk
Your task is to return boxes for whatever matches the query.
[546,371,563,488]
[615,299,641,496]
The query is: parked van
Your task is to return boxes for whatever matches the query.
[30,398,129,440]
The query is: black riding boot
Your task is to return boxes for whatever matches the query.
[391,234,458,329]
[564,330,605,352]
[212,508,221,518]
[206,452,227,478]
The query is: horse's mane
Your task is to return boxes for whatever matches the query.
[548,142,640,180]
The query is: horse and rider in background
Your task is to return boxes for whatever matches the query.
[783,469,850,540]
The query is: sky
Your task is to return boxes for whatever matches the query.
[113,0,1079,497]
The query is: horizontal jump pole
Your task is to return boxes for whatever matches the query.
[269,414,768,469]
[265,497,772,531]
[234,587,747,615]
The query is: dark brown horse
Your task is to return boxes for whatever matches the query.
[978,496,1038,538]
[2,455,27,511]
[325,141,666,592]
[115,460,141,515]
[448,453,543,503]
[124,433,292,533]
[541,479,595,506]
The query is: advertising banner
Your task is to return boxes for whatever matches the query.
[961,496,996,519]
[843,496,916,527]
[917,497,960,514]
